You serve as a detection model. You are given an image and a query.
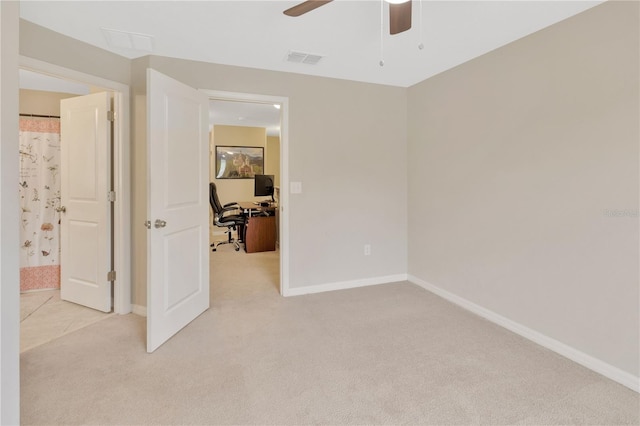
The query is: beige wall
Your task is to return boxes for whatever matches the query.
[131,93,147,311]
[19,89,76,116]
[407,1,639,377]
[212,125,267,202]
[266,135,280,188]
[130,58,150,310]
[19,20,130,86]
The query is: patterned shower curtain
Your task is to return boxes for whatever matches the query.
[19,117,62,292]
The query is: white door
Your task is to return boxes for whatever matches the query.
[60,92,112,313]
[147,69,210,353]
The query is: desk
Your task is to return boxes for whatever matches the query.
[238,202,277,253]
[238,202,277,217]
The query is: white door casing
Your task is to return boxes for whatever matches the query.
[147,69,210,353]
[60,92,112,313]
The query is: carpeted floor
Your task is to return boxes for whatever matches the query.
[20,244,639,425]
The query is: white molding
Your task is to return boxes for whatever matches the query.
[408,275,640,393]
[284,274,408,297]
[19,57,129,95]
[132,304,147,317]
[199,89,290,298]
[19,56,132,315]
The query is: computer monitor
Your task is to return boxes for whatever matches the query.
[254,174,274,201]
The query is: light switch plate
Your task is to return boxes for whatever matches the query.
[290,182,302,194]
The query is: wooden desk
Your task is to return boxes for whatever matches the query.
[237,202,276,216]
[238,202,277,253]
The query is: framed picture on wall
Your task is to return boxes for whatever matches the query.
[215,146,264,179]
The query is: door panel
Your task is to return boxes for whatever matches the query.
[147,69,209,353]
[60,92,112,313]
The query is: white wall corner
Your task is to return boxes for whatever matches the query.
[407,275,640,393]
[284,274,408,297]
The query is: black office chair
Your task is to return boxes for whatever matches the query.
[209,182,246,252]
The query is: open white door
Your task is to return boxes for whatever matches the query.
[60,92,112,313]
[147,69,209,353]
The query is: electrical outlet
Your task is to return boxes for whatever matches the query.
[364,244,371,256]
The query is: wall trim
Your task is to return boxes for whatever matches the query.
[131,304,147,317]
[284,274,408,297]
[408,274,640,393]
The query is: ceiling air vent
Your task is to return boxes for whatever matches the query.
[101,27,154,52]
[286,50,323,65]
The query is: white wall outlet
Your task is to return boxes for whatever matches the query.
[290,181,302,194]
[364,244,371,256]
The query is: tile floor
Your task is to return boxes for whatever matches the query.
[20,289,113,353]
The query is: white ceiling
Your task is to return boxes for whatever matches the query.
[209,99,282,136]
[20,0,603,88]
[19,0,603,135]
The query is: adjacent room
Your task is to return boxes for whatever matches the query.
[1,0,638,424]
[18,70,114,352]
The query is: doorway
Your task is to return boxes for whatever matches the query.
[19,57,132,318]
[204,90,290,297]
[208,98,282,298]
[18,71,120,350]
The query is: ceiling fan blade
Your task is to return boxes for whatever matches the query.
[283,0,333,17]
[389,1,412,35]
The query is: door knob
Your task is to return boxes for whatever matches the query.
[154,219,167,229]
[56,206,66,213]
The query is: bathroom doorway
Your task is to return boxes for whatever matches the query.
[18,61,131,351]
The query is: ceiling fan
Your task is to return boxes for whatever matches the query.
[283,0,412,35]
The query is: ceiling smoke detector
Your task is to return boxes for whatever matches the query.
[286,50,323,65]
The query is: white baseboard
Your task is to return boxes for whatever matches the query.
[131,304,147,317]
[284,274,408,297]
[408,275,639,393]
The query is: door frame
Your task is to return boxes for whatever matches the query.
[19,56,132,314]
[201,89,289,296]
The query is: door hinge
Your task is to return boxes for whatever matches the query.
[107,110,115,122]
[107,270,116,282]
[108,191,116,202]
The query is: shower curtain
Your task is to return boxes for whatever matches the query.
[19,117,62,292]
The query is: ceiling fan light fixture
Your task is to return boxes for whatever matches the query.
[385,0,410,4]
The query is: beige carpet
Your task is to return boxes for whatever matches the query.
[20,244,639,425]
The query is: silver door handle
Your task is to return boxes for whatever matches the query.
[56,206,66,213]
[154,219,167,229]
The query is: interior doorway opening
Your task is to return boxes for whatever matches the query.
[204,90,290,297]
[18,66,129,350]
[18,57,132,334]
